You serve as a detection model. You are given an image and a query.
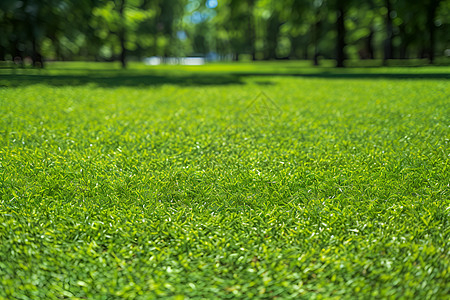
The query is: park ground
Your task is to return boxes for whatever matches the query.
[0,61,449,299]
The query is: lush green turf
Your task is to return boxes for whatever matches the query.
[0,62,449,299]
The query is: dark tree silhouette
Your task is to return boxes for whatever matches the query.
[383,0,394,64]
[336,0,347,68]
[118,0,127,68]
[426,0,442,64]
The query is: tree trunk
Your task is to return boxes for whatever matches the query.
[118,0,127,68]
[11,39,23,67]
[28,20,44,68]
[303,42,308,60]
[366,0,375,60]
[0,45,5,61]
[289,34,304,59]
[367,27,375,59]
[23,0,44,68]
[427,0,440,64]
[398,24,409,59]
[313,10,321,66]
[336,1,346,68]
[248,0,256,60]
[265,12,280,60]
[383,0,394,65]
[32,37,44,68]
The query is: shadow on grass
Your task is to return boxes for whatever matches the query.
[0,68,448,88]
[233,71,450,80]
[0,72,244,88]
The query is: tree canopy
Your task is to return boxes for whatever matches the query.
[0,0,448,67]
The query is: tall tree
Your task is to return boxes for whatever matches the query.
[312,0,325,65]
[118,0,127,68]
[265,9,281,60]
[426,0,442,64]
[336,0,347,67]
[383,0,394,64]
[248,0,256,60]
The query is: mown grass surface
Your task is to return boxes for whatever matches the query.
[0,62,449,299]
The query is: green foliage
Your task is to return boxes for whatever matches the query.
[0,62,449,298]
[1,0,449,65]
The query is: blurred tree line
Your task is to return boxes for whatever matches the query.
[0,0,448,68]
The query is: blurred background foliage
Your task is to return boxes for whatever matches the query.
[0,0,449,68]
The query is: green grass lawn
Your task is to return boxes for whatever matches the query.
[0,61,449,299]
